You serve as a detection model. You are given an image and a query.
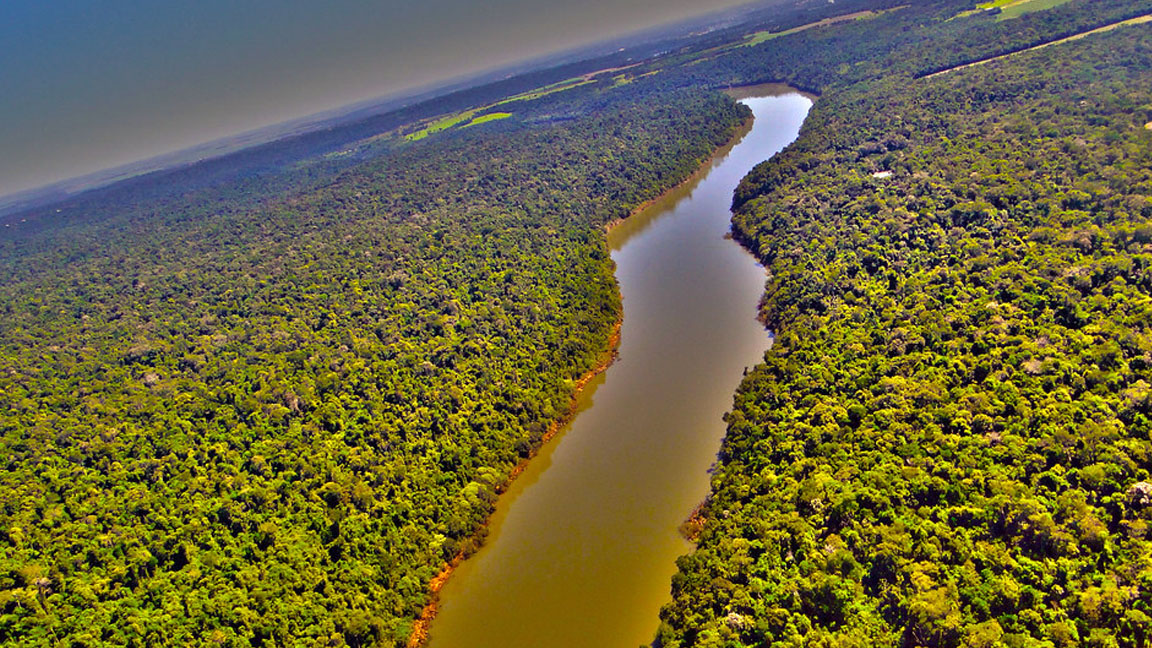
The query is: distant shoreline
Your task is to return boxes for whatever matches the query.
[722,81,819,101]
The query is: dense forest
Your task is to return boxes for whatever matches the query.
[0,79,748,645]
[4,0,1152,645]
[658,6,1152,648]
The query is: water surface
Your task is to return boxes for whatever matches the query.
[427,89,812,648]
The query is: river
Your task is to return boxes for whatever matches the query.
[425,87,813,648]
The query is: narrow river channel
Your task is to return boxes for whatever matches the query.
[426,88,813,648]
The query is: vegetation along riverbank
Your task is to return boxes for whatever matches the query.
[0,79,748,646]
[658,2,1152,647]
[2,0,1152,645]
[406,317,620,648]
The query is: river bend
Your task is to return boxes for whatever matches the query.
[427,88,813,648]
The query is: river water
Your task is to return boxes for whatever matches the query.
[426,88,813,648]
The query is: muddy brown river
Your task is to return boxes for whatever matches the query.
[426,88,813,648]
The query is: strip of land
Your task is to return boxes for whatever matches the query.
[923,14,1152,78]
[740,10,885,47]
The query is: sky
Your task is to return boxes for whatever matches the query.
[0,0,762,199]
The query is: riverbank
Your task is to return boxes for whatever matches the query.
[604,112,755,240]
[419,92,811,648]
[407,103,769,648]
[722,81,819,101]
[407,318,621,648]
[656,85,805,551]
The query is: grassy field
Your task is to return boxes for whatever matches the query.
[740,9,889,47]
[956,0,1075,20]
[996,0,1076,20]
[404,110,478,141]
[493,78,594,106]
[463,112,513,128]
[403,75,602,142]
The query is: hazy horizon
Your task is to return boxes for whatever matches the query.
[1,0,764,199]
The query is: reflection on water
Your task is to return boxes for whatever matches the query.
[426,92,813,648]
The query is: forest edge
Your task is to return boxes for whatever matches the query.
[407,82,812,648]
